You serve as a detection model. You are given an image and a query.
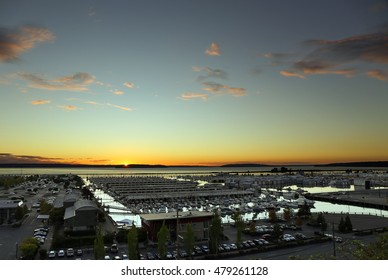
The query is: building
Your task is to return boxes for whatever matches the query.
[0,200,23,224]
[64,199,100,232]
[140,211,214,242]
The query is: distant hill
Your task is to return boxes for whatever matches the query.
[117,164,168,168]
[220,163,269,168]
[317,161,388,167]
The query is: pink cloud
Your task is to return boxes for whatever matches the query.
[123,82,135,89]
[0,26,55,62]
[280,70,305,79]
[31,99,50,105]
[205,42,221,56]
[367,69,388,81]
[180,92,208,101]
[19,72,95,92]
[107,103,132,111]
[59,105,78,111]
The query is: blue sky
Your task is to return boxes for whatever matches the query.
[1,0,388,165]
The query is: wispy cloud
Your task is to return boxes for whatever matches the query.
[202,82,246,97]
[259,52,296,66]
[59,105,78,111]
[31,99,50,105]
[112,89,125,95]
[280,70,305,79]
[205,42,221,56]
[18,72,95,92]
[367,69,388,81]
[0,153,63,164]
[180,92,208,101]
[0,26,55,62]
[85,100,99,105]
[192,66,227,81]
[280,27,388,79]
[107,103,132,111]
[123,82,135,89]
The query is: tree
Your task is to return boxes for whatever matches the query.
[272,224,283,242]
[15,206,26,221]
[209,211,223,254]
[341,233,388,259]
[183,223,195,258]
[19,237,40,259]
[50,207,64,225]
[283,208,292,222]
[157,220,169,259]
[40,200,53,215]
[295,216,304,228]
[338,216,346,233]
[316,213,327,233]
[297,201,311,217]
[127,223,138,260]
[344,215,353,232]
[94,224,105,260]
[231,211,244,247]
[268,209,278,222]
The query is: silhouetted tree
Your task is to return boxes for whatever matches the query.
[209,211,223,254]
[127,224,138,260]
[157,220,169,259]
[344,214,353,232]
[94,224,105,260]
[268,209,278,222]
[231,211,244,247]
[183,223,195,258]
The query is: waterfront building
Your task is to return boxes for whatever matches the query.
[64,199,100,232]
[0,200,22,224]
[140,211,213,242]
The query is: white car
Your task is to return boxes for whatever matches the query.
[48,250,56,258]
[58,249,65,257]
[66,248,74,257]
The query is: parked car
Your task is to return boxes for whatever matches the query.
[201,245,210,254]
[110,244,118,253]
[76,249,83,256]
[146,252,155,260]
[48,250,56,258]
[295,233,307,240]
[179,250,188,258]
[66,248,74,257]
[166,251,174,259]
[58,249,65,257]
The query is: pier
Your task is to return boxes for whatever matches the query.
[305,189,388,211]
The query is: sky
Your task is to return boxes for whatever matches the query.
[0,0,388,166]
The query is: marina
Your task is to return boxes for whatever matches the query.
[84,172,388,227]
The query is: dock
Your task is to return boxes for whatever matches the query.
[305,189,388,211]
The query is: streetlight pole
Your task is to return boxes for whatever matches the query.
[176,205,179,259]
[332,223,336,258]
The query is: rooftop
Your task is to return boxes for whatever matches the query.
[140,210,214,221]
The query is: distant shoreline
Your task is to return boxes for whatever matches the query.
[0,161,387,169]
